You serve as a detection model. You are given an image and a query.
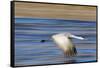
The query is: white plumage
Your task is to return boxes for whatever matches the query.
[52,33,84,56]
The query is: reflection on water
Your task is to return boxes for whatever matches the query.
[15,18,96,66]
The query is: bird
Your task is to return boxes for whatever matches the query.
[40,32,84,57]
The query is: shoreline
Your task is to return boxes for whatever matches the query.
[15,17,96,22]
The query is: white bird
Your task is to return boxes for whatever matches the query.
[41,32,84,57]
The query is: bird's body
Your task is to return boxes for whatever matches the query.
[52,33,77,56]
[41,32,84,57]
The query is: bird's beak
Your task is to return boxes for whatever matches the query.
[70,35,84,40]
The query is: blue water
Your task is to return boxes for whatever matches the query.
[15,18,96,66]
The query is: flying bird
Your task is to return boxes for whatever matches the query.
[40,33,84,57]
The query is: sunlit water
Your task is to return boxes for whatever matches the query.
[15,18,96,66]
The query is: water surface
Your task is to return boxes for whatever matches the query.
[15,18,96,66]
